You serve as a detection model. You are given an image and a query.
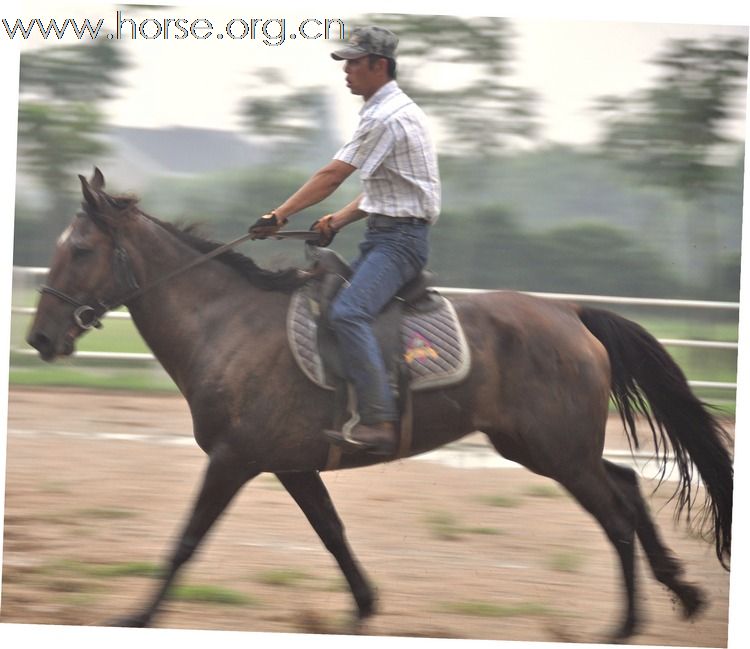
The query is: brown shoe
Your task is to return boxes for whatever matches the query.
[323,421,397,456]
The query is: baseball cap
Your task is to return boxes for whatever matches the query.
[331,26,398,61]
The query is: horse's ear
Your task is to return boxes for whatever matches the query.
[79,174,105,213]
[91,167,105,191]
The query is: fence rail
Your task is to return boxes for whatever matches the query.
[11,267,739,392]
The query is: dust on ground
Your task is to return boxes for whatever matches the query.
[1,388,732,646]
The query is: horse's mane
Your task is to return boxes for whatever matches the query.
[139,211,309,293]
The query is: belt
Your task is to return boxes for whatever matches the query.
[367,213,429,228]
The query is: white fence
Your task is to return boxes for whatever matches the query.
[11,266,739,393]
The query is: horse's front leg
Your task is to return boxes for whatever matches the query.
[276,471,377,628]
[112,444,258,628]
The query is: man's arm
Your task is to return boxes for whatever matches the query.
[306,194,366,247]
[329,194,367,231]
[273,160,356,221]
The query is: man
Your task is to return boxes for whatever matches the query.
[250,26,441,456]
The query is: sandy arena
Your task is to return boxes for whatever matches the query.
[2,388,732,646]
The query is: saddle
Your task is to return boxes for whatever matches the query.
[288,246,471,464]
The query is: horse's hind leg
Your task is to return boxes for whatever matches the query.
[553,465,640,642]
[113,446,258,627]
[490,427,640,643]
[603,460,706,618]
[276,471,376,627]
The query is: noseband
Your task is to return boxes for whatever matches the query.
[38,285,106,330]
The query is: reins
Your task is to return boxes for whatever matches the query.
[106,230,259,308]
[40,225,321,331]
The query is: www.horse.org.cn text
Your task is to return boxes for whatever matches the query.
[2,12,347,45]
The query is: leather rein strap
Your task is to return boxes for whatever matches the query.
[118,229,320,307]
[39,228,320,330]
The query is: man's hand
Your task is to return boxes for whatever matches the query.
[249,211,288,239]
[310,214,337,247]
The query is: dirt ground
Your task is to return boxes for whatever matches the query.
[1,388,733,647]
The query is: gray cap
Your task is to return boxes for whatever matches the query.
[331,26,398,61]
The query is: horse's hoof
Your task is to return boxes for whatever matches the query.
[602,620,639,644]
[347,616,365,635]
[348,592,377,635]
[355,585,378,621]
[679,584,707,619]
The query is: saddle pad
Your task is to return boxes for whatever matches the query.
[287,287,471,392]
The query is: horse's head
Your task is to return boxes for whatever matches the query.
[27,168,139,361]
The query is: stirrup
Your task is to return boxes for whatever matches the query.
[323,409,370,451]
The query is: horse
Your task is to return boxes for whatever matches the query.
[26,169,733,643]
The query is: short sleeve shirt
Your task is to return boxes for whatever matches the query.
[334,80,441,222]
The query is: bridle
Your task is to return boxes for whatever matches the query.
[38,284,108,331]
[38,219,319,332]
[38,227,253,332]
[39,231,143,330]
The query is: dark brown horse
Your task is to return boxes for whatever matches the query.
[26,169,733,642]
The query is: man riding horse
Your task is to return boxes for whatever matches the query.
[250,26,441,456]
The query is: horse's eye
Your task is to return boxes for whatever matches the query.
[71,245,94,259]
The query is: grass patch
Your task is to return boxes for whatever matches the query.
[87,561,163,578]
[39,481,71,494]
[322,577,349,592]
[56,592,98,607]
[440,600,553,618]
[9,364,178,393]
[424,512,465,541]
[37,559,161,579]
[478,494,521,508]
[547,551,585,573]
[464,526,503,536]
[10,308,150,354]
[26,561,104,594]
[256,568,311,587]
[168,584,256,606]
[524,485,564,499]
[424,512,502,540]
[77,507,139,520]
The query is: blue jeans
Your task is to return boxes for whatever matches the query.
[329,219,429,425]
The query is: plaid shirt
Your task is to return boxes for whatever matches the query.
[334,80,441,222]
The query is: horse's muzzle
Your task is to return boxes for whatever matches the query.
[26,329,74,362]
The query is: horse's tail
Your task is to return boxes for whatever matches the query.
[577,306,733,569]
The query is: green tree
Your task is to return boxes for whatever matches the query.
[361,13,539,156]
[533,222,684,297]
[238,67,339,170]
[238,15,538,157]
[240,69,326,145]
[595,36,747,292]
[17,38,129,239]
[597,37,746,194]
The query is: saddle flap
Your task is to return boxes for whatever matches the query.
[287,281,471,393]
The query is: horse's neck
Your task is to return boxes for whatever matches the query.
[122,219,277,388]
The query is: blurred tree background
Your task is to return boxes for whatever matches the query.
[15,37,130,261]
[596,36,748,296]
[12,14,747,303]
